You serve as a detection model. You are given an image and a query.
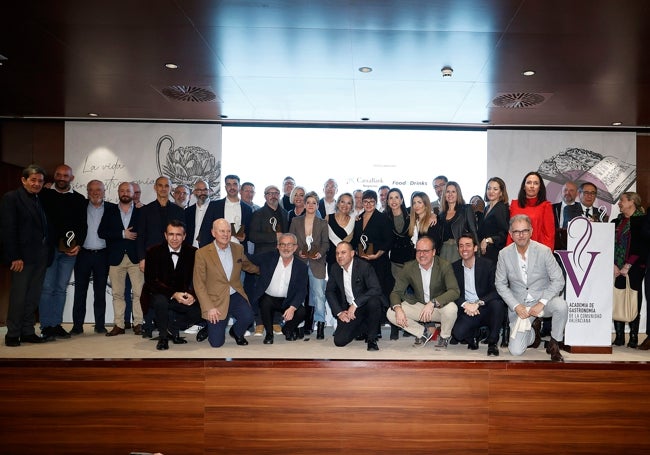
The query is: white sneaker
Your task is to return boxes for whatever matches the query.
[183,324,201,334]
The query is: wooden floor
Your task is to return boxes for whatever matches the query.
[1,359,650,455]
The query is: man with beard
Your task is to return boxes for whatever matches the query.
[212,174,252,249]
[1,165,51,346]
[172,184,191,209]
[186,179,219,248]
[38,164,87,341]
[431,175,448,215]
[98,182,144,336]
[249,185,288,254]
[71,180,113,335]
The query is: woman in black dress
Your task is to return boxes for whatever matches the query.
[326,193,355,266]
[435,181,478,263]
[477,177,510,262]
[385,188,414,277]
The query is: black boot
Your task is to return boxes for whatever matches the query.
[612,321,625,346]
[304,305,314,335]
[389,324,400,340]
[628,318,640,348]
[316,322,325,340]
[500,319,510,348]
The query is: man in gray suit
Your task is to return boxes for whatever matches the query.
[495,214,568,361]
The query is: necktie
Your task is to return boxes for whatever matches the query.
[584,208,590,218]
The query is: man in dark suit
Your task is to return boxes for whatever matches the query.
[141,220,202,350]
[211,174,253,249]
[451,234,505,356]
[387,236,460,349]
[249,185,288,254]
[577,182,608,222]
[552,181,583,250]
[1,165,50,346]
[248,232,307,344]
[98,182,144,336]
[326,241,384,351]
[185,179,219,248]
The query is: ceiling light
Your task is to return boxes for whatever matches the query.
[88,113,98,117]
[522,70,536,76]
[220,114,228,119]
[358,67,373,73]
[361,117,370,121]
[612,121,622,126]
[165,63,179,69]
[441,66,453,77]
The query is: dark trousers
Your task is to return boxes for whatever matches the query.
[7,247,49,338]
[151,293,202,339]
[333,295,382,347]
[206,292,254,348]
[72,247,109,329]
[451,297,506,344]
[259,293,306,336]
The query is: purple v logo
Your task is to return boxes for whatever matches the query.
[556,250,600,297]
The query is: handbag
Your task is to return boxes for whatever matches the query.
[612,275,638,322]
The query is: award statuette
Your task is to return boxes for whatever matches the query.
[358,234,374,256]
[230,216,245,238]
[269,217,278,232]
[58,230,77,253]
[302,235,319,259]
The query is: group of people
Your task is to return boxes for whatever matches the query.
[2,166,649,360]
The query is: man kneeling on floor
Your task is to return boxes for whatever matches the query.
[141,220,204,351]
[495,214,568,362]
[248,233,307,344]
[325,242,384,351]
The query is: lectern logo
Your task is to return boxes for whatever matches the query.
[555,217,600,298]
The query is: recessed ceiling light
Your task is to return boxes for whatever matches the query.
[612,121,622,126]
[361,117,370,121]
[88,113,98,117]
[481,119,490,124]
[522,70,536,76]
[220,114,228,119]
[165,63,179,69]
[358,67,372,73]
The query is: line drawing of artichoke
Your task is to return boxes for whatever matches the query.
[156,134,221,199]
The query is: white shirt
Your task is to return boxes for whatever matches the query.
[323,199,336,215]
[224,198,242,243]
[265,257,293,298]
[342,258,356,307]
[419,261,433,303]
[169,246,181,269]
[193,200,210,247]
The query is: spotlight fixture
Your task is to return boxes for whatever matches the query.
[165,63,179,69]
[88,113,98,117]
[358,67,373,73]
[612,121,622,126]
[220,114,229,119]
[522,70,536,76]
[361,117,370,121]
[441,66,453,77]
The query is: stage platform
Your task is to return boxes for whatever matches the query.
[2,325,650,454]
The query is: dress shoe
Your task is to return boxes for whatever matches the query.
[282,327,296,341]
[156,338,169,351]
[355,333,368,342]
[169,332,188,344]
[40,327,57,342]
[142,328,153,339]
[21,334,46,344]
[53,325,71,339]
[367,339,379,351]
[263,334,274,345]
[133,324,143,335]
[467,337,479,350]
[229,327,248,345]
[487,343,499,357]
[196,326,209,342]
[70,326,84,335]
[638,337,650,351]
[5,336,21,347]
[627,333,639,349]
[106,326,125,337]
[296,327,304,339]
[316,321,325,340]
[546,337,564,362]
[94,326,107,334]
[528,318,542,349]
[389,325,400,340]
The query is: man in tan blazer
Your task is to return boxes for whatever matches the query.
[193,218,259,347]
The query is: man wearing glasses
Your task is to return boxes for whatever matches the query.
[577,182,608,222]
[495,214,568,362]
[387,236,460,349]
[186,180,219,248]
[249,185,288,254]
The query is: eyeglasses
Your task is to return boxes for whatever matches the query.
[580,191,597,196]
[510,229,531,236]
[362,200,376,204]
[278,243,296,248]
[416,249,433,254]
[265,191,280,196]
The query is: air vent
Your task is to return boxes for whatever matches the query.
[160,85,217,102]
[490,92,551,108]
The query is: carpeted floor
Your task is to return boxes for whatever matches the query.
[1,324,648,362]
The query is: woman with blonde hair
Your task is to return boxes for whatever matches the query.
[435,181,478,263]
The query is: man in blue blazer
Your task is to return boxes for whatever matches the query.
[451,234,505,356]
[248,233,307,344]
[326,241,385,351]
[495,214,568,362]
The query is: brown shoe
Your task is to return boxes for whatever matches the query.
[638,337,650,351]
[106,326,125,337]
[528,318,542,349]
[133,324,143,335]
[546,337,564,362]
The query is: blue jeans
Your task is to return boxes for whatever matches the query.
[308,267,327,323]
[39,249,77,328]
